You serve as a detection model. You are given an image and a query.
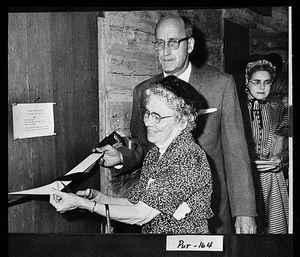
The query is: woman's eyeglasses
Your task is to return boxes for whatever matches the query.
[249,80,273,88]
[143,109,173,124]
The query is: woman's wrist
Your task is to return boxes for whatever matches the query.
[77,197,94,211]
[90,201,97,213]
[118,151,124,165]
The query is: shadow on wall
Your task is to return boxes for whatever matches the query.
[189,26,209,68]
[269,72,288,100]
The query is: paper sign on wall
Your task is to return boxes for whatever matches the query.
[12,103,56,140]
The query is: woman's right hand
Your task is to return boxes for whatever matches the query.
[94,144,123,167]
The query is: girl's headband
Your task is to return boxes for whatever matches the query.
[245,59,276,85]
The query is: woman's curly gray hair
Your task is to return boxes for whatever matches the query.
[144,84,199,132]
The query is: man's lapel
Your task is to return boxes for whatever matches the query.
[188,64,203,92]
[157,73,164,82]
[148,73,164,86]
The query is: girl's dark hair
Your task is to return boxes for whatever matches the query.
[247,64,275,82]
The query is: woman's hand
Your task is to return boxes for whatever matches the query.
[95,144,123,167]
[254,155,283,172]
[269,155,282,164]
[50,188,83,213]
[76,188,107,203]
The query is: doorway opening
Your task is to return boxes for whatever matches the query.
[224,19,249,104]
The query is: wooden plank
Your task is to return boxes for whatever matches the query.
[50,12,101,232]
[97,17,111,196]
[98,16,109,141]
[8,13,35,233]
[26,13,56,233]
[98,11,159,197]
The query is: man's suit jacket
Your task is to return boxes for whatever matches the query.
[117,64,257,233]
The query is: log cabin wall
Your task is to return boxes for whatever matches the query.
[97,7,289,197]
[8,12,102,233]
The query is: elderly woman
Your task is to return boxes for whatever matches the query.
[50,75,214,234]
[243,53,289,234]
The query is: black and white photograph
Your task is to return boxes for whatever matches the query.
[8,6,293,256]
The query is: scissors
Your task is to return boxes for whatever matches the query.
[60,181,73,193]
[59,181,87,213]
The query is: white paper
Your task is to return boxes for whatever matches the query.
[166,235,223,251]
[8,153,102,195]
[12,103,56,140]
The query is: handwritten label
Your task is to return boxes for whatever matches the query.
[166,235,223,251]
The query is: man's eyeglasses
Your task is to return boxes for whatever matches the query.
[249,80,273,88]
[152,37,190,51]
[143,108,173,124]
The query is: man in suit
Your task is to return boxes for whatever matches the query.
[98,15,257,234]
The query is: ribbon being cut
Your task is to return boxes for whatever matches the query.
[8,130,129,200]
[8,153,103,197]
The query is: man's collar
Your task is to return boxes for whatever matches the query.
[163,62,191,82]
[178,62,191,82]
